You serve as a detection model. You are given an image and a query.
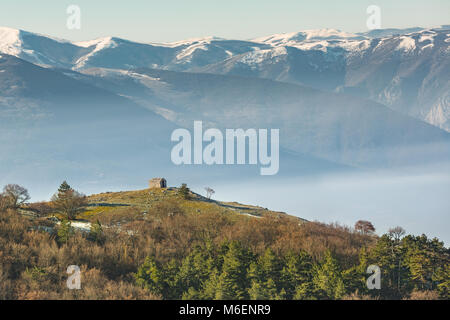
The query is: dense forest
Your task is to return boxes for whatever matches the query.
[0,183,448,300]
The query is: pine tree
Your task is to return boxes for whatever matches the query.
[403,234,447,293]
[182,287,202,300]
[57,219,74,244]
[313,250,346,299]
[177,244,216,297]
[433,264,450,298]
[294,281,322,300]
[135,256,165,297]
[249,278,281,300]
[215,241,251,300]
[281,251,314,299]
[88,219,105,244]
[369,234,399,297]
[51,181,87,220]
[164,259,182,299]
[247,248,284,299]
[178,183,190,200]
[342,247,370,295]
[201,268,220,299]
[260,248,282,285]
[58,181,71,194]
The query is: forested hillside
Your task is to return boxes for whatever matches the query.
[0,182,448,300]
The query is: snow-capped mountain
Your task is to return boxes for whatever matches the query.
[0,26,90,68]
[0,27,270,71]
[199,28,450,131]
[0,25,449,131]
[251,28,366,52]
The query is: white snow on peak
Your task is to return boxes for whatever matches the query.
[419,34,434,43]
[74,36,116,49]
[172,37,227,62]
[397,36,416,52]
[253,28,363,45]
[176,42,208,61]
[74,37,118,69]
[251,28,370,54]
[239,47,287,66]
[0,27,22,56]
[165,36,225,47]
[301,28,362,40]
[0,26,72,63]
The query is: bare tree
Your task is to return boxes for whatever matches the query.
[2,184,30,209]
[354,220,375,235]
[388,226,406,241]
[205,187,215,200]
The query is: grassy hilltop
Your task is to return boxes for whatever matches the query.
[80,187,299,223]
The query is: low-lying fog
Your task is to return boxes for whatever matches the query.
[8,163,449,246]
[191,165,450,245]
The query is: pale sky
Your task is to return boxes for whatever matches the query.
[0,0,449,42]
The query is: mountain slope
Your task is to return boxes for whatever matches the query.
[0,26,89,68]
[74,67,450,168]
[0,54,179,192]
[1,54,351,198]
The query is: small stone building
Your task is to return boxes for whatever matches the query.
[149,178,167,189]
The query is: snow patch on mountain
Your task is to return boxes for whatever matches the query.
[340,39,371,53]
[176,43,209,61]
[302,28,362,40]
[75,37,114,48]
[397,36,416,52]
[74,37,117,68]
[425,100,449,131]
[163,36,224,48]
[0,27,22,56]
[252,29,371,54]
[239,47,287,66]
[419,34,435,43]
[253,28,363,45]
[124,70,161,82]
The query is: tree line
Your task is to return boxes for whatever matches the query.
[135,235,449,300]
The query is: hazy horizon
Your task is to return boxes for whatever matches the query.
[1,23,449,44]
[1,0,449,43]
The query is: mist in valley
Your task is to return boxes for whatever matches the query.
[190,164,450,245]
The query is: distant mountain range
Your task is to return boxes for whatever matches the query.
[1,26,449,193]
[1,25,449,131]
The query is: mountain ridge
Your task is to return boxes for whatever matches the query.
[1,25,448,131]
